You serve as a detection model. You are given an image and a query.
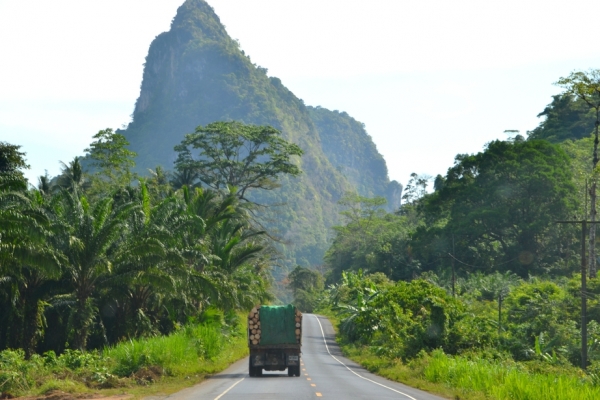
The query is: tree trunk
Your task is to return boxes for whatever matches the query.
[591,113,600,279]
[590,181,597,278]
[22,297,41,359]
[70,297,91,351]
[498,295,502,332]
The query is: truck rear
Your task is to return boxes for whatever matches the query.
[247,304,302,377]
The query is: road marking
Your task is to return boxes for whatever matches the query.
[303,368,306,371]
[305,373,308,376]
[307,378,312,380]
[316,393,322,397]
[311,383,316,387]
[213,377,244,400]
[313,315,418,400]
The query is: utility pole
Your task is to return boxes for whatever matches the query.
[452,234,456,297]
[556,217,600,370]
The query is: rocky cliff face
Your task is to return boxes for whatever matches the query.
[121,0,400,266]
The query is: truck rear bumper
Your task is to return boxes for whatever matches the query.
[250,350,300,370]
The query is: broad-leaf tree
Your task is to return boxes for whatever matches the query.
[85,128,137,190]
[556,70,600,277]
[424,139,578,276]
[174,121,303,201]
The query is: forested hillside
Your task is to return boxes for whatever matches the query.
[121,0,400,267]
[7,0,600,397]
[283,70,600,399]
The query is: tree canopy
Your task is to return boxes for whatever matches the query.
[174,122,303,201]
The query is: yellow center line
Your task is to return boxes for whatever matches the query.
[304,373,308,376]
[307,378,311,380]
[311,383,316,387]
[316,393,322,397]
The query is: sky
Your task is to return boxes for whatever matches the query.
[2,0,600,188]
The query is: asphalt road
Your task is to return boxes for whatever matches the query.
[164,314,446,400]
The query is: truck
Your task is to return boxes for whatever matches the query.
[247,304,302,377]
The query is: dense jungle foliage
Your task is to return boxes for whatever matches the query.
[281,78,600,397]
[313,136,593,366]
[0,121,302,359]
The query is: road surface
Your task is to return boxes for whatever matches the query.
[163,314,446,400]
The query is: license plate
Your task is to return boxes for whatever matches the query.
[289,356,299,361]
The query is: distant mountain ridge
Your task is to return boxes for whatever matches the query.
[121,0,401,266]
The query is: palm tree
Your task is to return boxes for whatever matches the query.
[0,178,61,357]
[147,166,172,199]
[467,272,521,331]
[170,167,200,190]
[55,157,88,192]
[37,172,53,196]
[103,183,186,340]
[52,188,136,350]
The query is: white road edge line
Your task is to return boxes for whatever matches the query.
[213,377,244,400]
[313,315,418,400]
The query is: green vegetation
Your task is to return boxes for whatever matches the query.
[0,119,300,396]
[287,265,324,313]
[0,313,248,397]
[121,0,400,267]
[343,347,600,400]
[316,271,600,399]
[314,87,600,396]
[174,121,303,201]
[528,94,595,143]
[5,1,600,397]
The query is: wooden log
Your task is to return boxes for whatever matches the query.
[257,329,261,335]
[252,339,258,345]
[252,329,257,334]
[250,334,255,340]
[295,316,301,323]
[295,323,301,328]
[251,307,257,314]
[295,329,300,335]
[255,334,260,340]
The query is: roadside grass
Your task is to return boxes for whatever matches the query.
[0,315,248,398]
[318,303,600,399]
[340,344,600,400]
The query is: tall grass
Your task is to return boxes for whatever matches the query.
[341,343,600,400]
[0,316,248,397]
[105,322,247,376]
[423,350,600,400]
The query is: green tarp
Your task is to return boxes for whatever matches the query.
[259,304,297,345]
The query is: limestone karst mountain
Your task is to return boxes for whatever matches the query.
[121,0,401,266]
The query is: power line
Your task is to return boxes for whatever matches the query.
[446,252,518,270]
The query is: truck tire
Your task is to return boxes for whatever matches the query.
[287,367,294,377]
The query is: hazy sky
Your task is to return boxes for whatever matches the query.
[2,0,600,187]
